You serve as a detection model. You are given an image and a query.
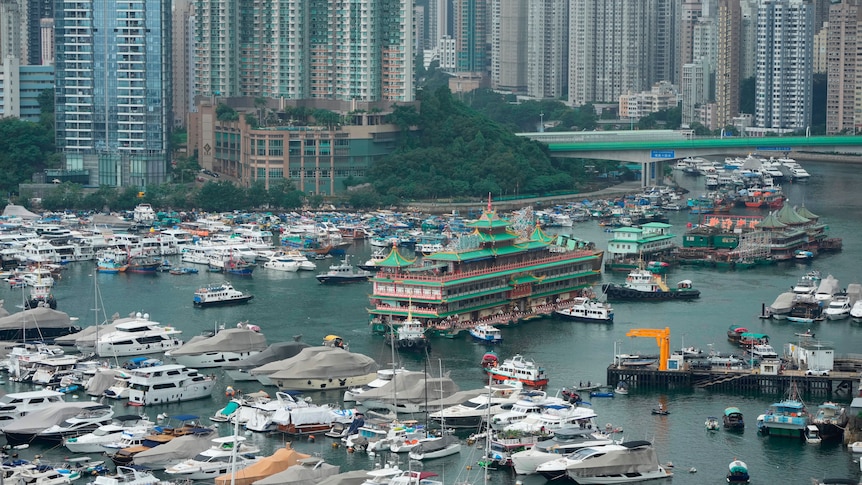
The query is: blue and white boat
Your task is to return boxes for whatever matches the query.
[760,384,809,438]
[469,324,503,343]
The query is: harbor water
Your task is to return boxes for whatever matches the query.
[3,160,862,484]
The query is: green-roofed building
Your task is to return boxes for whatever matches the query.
[368,208,603,336]
[605,223,676,272]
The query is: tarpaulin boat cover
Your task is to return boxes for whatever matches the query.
[312,470,370,485]
[270,405,337,427]
[0,307,79,332]
[0,402,101,434]
[252,458,339,485]
[169,328,267,356]
[54,323,120,347]
[2,205,40,219]
[84,368,125,396]
[224,342,310,372]
[132,434,213,469]
[357,372,459,405]
[568,441,660,478]
[215,445,309,485]
[257,347,378,380]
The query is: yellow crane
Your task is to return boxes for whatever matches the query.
[625,327,671,371]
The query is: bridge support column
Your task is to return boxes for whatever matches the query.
[641,160,661,188]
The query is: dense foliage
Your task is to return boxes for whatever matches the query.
[0,117,57,193]
[371,87,578,199]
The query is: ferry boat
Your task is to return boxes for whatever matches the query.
[601,268,700,300]
[94,313,184,357]
[469,323,503,343]
[486,354,549,388]
[193,282,254,307]
[554,297,613,322]
[368,206,603,337]
[126,364,216,406]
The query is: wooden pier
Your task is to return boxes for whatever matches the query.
[607,364,859,398]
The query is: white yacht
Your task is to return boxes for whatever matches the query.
[536,441,673,484]
[503,404,598,435]
[851,300,862,321]
[343,367,407,402]
[164,435,261,480]
[825,293,852,320]
[94,313,183,357]
[126,364,216,406]
[262,255,300,272]
[490,391,567,431]
[511,426,616,475]
[165,325,267,368]
[747,344,779,361]
[428,381,523,428]
[63,415,154,453]
[0,389,66,421]
[36,404,115,444]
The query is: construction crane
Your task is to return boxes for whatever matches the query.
[625,327,671,371]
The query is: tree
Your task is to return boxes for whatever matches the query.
[216,103,239,122]
[37,88,54,130]
[246,180,270,208]
[196,180,246,211]
[312,109,340,129]
[267,179,304,210]
[347,187,381,209]
[0,117,56,193]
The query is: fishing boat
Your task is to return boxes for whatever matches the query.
[760,383,809,438]
[193,282,254,307]
[726,325,748,344]
[384,305,431,353]
[126,254,161,273]
[726,459,750,483]
[96,257,128,274]
[469,323,503,343]
[601,268,700,300]
[169,267,199,275]
[651,403,670,415]
[705,416,720,431]
[554,297,614,323]
[723,407,745,430]
[812,402,847,442]
[486,354,549,388]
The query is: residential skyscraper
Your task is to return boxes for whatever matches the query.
[490,0,527,93]
[740,0,758,80]
[28,0,53,65]
[569,0,667,106]
[54,0,171,187]
[525,0,567,98]
[755,0,813,131]
[826,0,861,134]
[678,0,704,86]
[453,0,487,73]
[715,0,741,128]
[194,0,414,102]
[0,0,25,61]
[172,0,193,127]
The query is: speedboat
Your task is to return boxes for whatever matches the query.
[165,324,267,368]
[165,435,261,480]
[825,293,852,320]
[555,297,614,323]
[468,323,503,343]
[486,354,549,388]
[94,312,183,357]
[126,364,216,406]
[851,300,862,321]
[503,404,598,435]
[63,415,154,453]
[536,441,673,483]
[490,391,567,430]
[805,425,822,444]
[407,434,461,460]
[511,426,616,475]
[705,416,720,431]
[614,382,629,395]
[93,466,163,485]
[37,404,115,444]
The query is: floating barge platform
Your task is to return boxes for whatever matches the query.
[607,360,862,398]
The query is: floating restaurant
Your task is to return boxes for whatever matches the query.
[368,206,604,337]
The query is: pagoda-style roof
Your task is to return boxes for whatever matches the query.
[795,205,819,221]
[476,228,521,244]
[758,211,787,229]
[466,210,511,229]
[530,225,555,243]
[774,203,810,225]
[376,246,416,267]
[426,240,550,262]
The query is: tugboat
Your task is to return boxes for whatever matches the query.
[315,255,371,284]
[193,282,254,307]
[601,267,700,300]
[384,307,431,353]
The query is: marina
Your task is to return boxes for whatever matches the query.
[0,161,859,483]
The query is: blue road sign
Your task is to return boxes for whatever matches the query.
[756,146,792,152]
[650,150,675,159]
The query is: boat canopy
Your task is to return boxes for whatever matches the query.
[724,407,743,416]
[133,434,212,467]
[168,327,267,356]
[0,402,100,434]
[221,341,309,371]
[358,372,459,405]
[251,457,340,485]
[0,307,77,332]
[214,445,310,485]
[740,332,768,340]
[264,347,379,381]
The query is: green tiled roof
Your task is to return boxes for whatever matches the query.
[477,230,520,243]
[466,210,511,229]
[511,274,543,285]
[530,225,555,243]
[376,246,416,267]
[426,240,549,262]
